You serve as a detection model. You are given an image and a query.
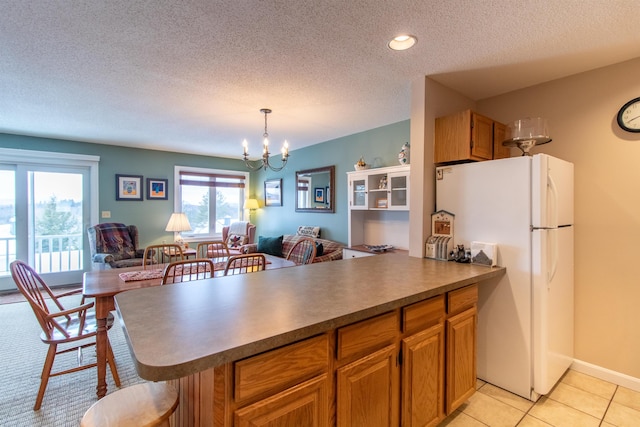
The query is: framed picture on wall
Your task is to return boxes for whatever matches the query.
[314,187,324,203]
[116,174,143,201]
[147,178,168,200]
[264,178,282,206]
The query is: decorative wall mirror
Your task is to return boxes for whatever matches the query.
[295,166,335,213]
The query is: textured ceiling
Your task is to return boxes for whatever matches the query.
[1,1,639,159]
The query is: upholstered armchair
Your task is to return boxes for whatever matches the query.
[87,223,145,269]
[221,222,256,255]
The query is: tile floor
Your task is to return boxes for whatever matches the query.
[439,369,640,426]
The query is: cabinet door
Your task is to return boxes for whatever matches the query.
[493,121,510,159]
[337,345,399,427]
[402,323,445,427]
[387,171,409,210]
[234,375,329,427]
[446,307,477,414]
[470,113,494,160]
[349,176,368,209]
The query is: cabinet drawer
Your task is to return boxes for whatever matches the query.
[447,284,478,315]
[337,311,399,361]
[234,334,329,402]
[403,295,445,334]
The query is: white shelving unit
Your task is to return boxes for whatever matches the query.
[346,165,410,249]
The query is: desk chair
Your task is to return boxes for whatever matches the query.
[223,254,266,276]
[143,244,184,269]
[161,259,215,284]
[10,260,120,410]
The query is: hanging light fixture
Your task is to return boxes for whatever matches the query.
[242,108,289,172]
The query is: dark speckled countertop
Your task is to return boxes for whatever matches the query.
[114,253,505,381]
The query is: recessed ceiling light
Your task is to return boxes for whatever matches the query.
[388,34,417,51]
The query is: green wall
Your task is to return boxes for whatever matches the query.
[249,120,410,243]
[0,119,410,246]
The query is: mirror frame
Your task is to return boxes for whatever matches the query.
[295,165,335,213]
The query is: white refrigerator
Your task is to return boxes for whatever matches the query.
[436,153,574,401]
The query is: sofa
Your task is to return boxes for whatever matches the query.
[243,234,344,263]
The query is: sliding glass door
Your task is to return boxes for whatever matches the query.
[0,149,98,291]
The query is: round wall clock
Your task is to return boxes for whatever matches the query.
[617,97,640,133]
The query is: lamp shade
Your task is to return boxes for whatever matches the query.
[243,198,259,210]
[165,212,192,232]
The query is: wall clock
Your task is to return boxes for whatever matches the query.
[617,96,640,133]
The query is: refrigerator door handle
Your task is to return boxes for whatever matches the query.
[548,229,558,285]
[548,173,559,228]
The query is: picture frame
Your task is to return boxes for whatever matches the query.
[375,198,388,208]
[314,187,325,203]
[325,186,330,205]
[146,178,168,200]
[115,174,143,201]
[264,178,283,206]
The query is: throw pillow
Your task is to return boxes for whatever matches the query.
[315,242,324,257]
[297,226,321,238]
[226,234,248,248]
[257,235,284,257]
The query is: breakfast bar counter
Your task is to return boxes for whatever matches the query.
[115,254,505,426]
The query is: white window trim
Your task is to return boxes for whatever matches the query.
[0,148,100,225]
[173,165,251,238]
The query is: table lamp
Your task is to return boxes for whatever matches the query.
[165,212,192,247]
[244,198,259,219]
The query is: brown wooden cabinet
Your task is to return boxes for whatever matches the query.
[493,121,511,159]
[337,345,399,427]
[445,285,478,414]
[234,375,330,427]
[402,323,445,427]
[435,109,507,164]
[183,285,478,427]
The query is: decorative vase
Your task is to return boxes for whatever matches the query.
[398,142,410,165]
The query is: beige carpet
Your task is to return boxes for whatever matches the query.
[0,285,83,305]
[0,294,145,426]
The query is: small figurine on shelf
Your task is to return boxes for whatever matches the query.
[354,156,369,171]
[378,175,387,189]
[398,142,410,165]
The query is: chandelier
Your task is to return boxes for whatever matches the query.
[242,108,289,172]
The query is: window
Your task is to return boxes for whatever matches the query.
[175,166,249,238]
[0,148,99,290]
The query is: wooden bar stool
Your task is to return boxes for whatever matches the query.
[81,382,178,427]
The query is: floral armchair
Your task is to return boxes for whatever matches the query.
[222,222,256,255]
[87,223,145,269]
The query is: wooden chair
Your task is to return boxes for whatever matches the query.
[161,259,215,284]
[196,240,230,260]
[286,237,317,265]
[223,253,266,276]
[143,244,184,269]
[10,260,120,410]
[81,382,178,427]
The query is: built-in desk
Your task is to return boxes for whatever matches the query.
[115,254,505,426]
[343,244,407,258]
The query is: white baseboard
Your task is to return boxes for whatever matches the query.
[571,359,640,392]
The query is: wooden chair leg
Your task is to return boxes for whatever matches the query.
[35,344,57,411]
[106,338,121,387]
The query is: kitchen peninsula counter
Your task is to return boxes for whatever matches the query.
[115,254,504,426]
[116,254,503,380]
